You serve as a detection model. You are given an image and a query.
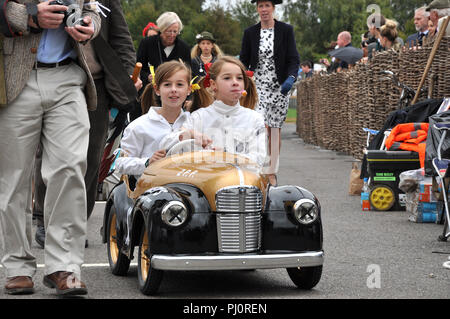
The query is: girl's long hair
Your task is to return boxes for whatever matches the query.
[190,42,224,60]
[189,76,214,113]
[207,56,258,110]
[140,60,212,114]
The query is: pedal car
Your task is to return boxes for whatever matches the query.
[101,142,324,295]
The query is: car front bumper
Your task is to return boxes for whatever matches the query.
[151,251,324,271]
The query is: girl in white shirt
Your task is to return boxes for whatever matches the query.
[115,60,210,176]
[161,56,267,168]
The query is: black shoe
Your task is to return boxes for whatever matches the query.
[35,225,45,249]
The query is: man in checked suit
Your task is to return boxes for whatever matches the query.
[0,0,100,295]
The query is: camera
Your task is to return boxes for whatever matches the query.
[49,0,87,27]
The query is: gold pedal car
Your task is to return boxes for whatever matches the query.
[101,145,324,295]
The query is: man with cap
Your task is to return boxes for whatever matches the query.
[191,31,223,77]
[426,0,450,38]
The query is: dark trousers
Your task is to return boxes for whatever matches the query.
[33,79,111,222]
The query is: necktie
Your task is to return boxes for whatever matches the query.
[418,33,425,45]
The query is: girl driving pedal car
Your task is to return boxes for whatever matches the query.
[160,56,268,169]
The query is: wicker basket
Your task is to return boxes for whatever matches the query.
[296,36,450,159]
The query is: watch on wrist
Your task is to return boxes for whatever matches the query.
[26,3,42,31]
[144,158,150,168]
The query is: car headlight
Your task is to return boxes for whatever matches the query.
[293,199,319,225]
[161,201,188,227]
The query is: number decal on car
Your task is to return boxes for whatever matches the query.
[177,169,198,178]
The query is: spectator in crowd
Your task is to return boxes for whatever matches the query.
[406,7,430,47]
[137,12,191,91]
[320,41,340,73]
[240,0,300,186]
[426,0,450,38]
[142,22,159,38]
[191,31,223,78]
[336,31,353,71]
[361,31,375,58]
[300,61,314,79]
[0,0,100,296]
[379,19,403,51]
[367,14,404,58]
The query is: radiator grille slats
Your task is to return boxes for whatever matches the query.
[216,187,262,253]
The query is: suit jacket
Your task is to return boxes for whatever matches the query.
[136,34,191,89]
[2,0,101,109]
[91,0,136,107]
[240,20,300,85]
[406,32,429,47]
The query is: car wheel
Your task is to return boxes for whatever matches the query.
[137,225,163,295]
[106,206,131,275]
[287,265,322,290]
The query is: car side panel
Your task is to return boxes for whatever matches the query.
[262,186,323,252]
[136,184,218,255]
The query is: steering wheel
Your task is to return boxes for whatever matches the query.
[166,139,204,156]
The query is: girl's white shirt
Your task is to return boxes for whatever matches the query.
[115,107,189,176]
[159,100,267,166]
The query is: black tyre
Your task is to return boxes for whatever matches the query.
[137,225,164,295]
[106,206,131,275]
[287,265,322,290]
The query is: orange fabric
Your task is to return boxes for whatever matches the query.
[385,123,429,168]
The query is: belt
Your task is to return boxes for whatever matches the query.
[34,58,73,69]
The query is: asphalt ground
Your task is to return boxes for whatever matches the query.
[1,123,449,301]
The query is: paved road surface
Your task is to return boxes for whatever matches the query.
[1,123,449,300]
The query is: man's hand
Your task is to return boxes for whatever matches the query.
[65,16,94,43]
[33,1,67,29]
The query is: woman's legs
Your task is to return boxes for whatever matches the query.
[267,126,281,186]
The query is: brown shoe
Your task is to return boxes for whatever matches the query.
[4,276,34,295]
[43,271,87,296]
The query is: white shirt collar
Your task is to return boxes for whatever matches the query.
[147,106,187,124]
[212,100,241,115]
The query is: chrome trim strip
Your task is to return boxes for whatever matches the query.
[229,163,245,186]
[151,251,324,271]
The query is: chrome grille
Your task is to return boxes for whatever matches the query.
[216,187,262,253]
[216,186,263,213]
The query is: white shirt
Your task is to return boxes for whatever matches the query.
[164,45,175,57]
[160,100,267,166]
[115,107,189,175]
